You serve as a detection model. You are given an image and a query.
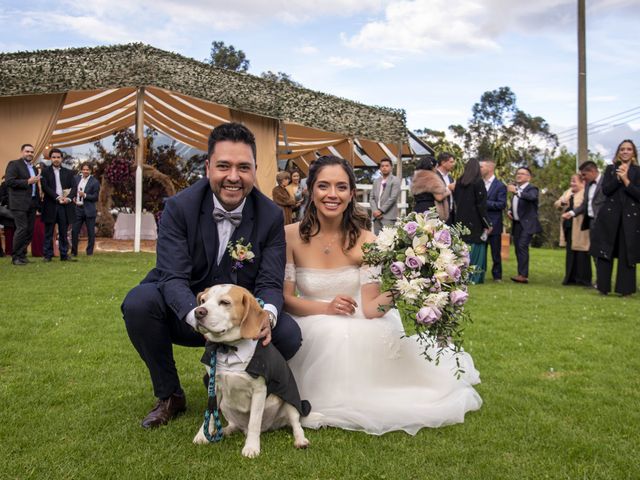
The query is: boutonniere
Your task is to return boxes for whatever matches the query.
[228,238,255,271]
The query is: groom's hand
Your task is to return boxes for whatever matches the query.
[256,314,272,347]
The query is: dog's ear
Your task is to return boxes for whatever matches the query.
[196,288,210,305]
[239,291,266,339]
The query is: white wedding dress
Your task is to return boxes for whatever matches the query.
[287,265,482,435]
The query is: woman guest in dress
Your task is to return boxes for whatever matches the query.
[453,158,492,284]
[272,171,296,225]
[590,139,640,296]
[283,155,481,436]
[286,169,305,221]
[410,155,450,221]
[554,174,591,286]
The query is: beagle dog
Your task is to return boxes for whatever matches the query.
[192,284,310,458]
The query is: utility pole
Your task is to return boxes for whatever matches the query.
[577,0,588,170]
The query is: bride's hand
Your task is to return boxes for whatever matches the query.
[328,296,358,315]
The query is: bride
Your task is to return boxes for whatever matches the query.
[284,155,482,435]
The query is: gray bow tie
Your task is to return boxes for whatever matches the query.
[212,208,242,227]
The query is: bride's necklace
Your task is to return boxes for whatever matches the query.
[319,233,341,255]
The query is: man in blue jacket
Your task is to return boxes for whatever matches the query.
[480,158,507,281]
[507,167,542,283]
[122,123,302,428]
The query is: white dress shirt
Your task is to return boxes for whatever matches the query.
[215,339,258,373]
[53,167,63,197]
[76,175,90,205]
[512,182,529,221]
[484,175,495,193]
[587,174,601,218]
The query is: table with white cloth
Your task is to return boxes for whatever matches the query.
[113,213,158,240]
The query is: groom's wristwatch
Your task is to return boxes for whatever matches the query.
[266,311,277,329]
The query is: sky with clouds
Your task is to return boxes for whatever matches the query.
[2,0,639,156]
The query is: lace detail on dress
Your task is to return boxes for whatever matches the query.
[360,265,381,285]
[284,263,296,282]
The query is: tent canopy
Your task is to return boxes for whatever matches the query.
[0,43,411,190]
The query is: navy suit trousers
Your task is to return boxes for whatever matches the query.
[512,221,532,277]
[487,233,502,280]
[122,283,302,399]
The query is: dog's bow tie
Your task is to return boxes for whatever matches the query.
[212,208,242,227]
[213,343,238,354]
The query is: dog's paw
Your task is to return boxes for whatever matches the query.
[294,437,310,449]
[241,443,261,458]
[223,425,238,437]
[193,427,209,445]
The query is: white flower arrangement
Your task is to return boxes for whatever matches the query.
[363,209,474,374]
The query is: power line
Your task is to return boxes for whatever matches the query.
[555,105,640,137]
[559,113,640,142]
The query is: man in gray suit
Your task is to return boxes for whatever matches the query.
[370,158,401,234]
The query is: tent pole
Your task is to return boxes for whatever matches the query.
[134,86,145,253]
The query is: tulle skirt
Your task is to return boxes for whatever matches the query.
[288,310,482,435]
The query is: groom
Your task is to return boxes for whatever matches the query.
[122,122,302,428]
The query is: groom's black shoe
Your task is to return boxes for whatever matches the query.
[141,392,186,428]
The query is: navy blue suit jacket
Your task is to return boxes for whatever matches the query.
[74,175,100,218]
[486,178,507,236]
[509,184,542,235]
[141,179,286,322]
[41,165,77,224]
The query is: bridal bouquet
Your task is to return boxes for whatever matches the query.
[362,210,473,369]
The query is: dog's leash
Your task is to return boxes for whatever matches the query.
[202,297,266,444]
[203,347,224,443]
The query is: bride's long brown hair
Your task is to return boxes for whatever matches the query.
[299,155,370,251]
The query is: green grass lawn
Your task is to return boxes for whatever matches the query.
[1,248,639,479]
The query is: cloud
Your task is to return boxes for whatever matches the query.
[295,45,319,55]
[327,56,362,68]
[343,0,640,55]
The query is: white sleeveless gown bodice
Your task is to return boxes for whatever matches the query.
[287,265,482,435]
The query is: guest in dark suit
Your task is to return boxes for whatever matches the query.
[121,123,302,428]
[507,167,542,283]
[71,162,101,256]
[562,160,604,286]
[480,157,507,281]
[435,152,457,224]
[41,149,77,262]
[453,158,491,284]
[588,140,640,296]
[4,144,41,266]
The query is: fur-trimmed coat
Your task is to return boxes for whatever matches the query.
[554,188,589,252]
[410,169,450,221]
[272,185,296,225]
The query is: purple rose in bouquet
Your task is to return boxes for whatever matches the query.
[450,289,469,306]
[403,221,419,237]
[446,264,461,282]
[416,305,442,325]
[433,229,452,248]
[390,261,406,278]
[405,255,423,270]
